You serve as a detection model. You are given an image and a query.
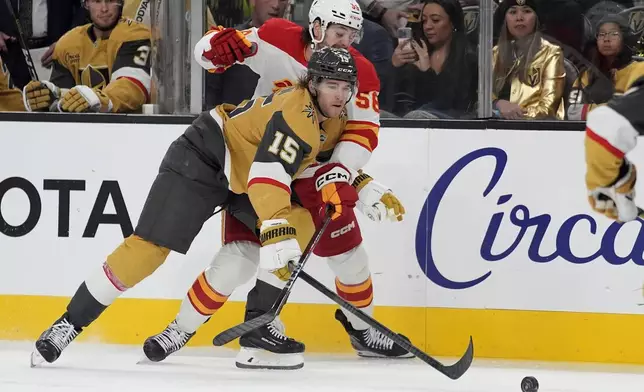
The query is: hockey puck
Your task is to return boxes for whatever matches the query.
[521,376,539,392]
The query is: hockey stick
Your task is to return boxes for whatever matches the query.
[2,0,39,81]
[297,270,474,380]
[212,206,334,346]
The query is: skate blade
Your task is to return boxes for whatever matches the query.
[136,354,167,365]
[136,356,154,365]
[30,350,46,368]
[356,350,415,359]
[235,347,304,370]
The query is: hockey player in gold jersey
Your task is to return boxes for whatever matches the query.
[0,57,23,112]
[22,0,151,113]
[31,47,361,366]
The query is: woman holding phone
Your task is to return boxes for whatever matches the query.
[390,0,478,118]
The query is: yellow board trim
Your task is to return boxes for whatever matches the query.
[2,294,644,364]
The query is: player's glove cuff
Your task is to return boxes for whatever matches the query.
[259,219,297,246]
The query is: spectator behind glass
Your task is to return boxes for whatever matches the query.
[22,0,152,113]
[492,0,565,120]
[568,14,644,120]
[0,56,24,111]
[204,0,289,109]
[391,0,477,118]
[354,19,395,113]
[0,0,84,88]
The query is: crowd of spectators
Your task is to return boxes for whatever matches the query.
[2,0,644,121]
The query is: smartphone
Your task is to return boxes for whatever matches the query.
[397,27,413,49]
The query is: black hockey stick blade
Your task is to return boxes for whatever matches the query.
[298,270,474,380]
[213,206,334,346]
[2,0,39,81]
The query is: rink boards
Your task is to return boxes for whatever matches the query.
[2,122,644,364]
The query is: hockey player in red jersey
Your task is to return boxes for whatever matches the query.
[142,0,412,370]
[584,77,644,222]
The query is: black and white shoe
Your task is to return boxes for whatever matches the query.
[335,309,414,358]
[143,320,195,362]
[31,314,82,367]
[236,315,305,370]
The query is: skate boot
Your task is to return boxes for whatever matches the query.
[236,314,305,370]
[31,313,82,367]
[143,320,195,362]
[335,309,414,358]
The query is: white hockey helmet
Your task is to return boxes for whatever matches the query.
[308,0,364,44]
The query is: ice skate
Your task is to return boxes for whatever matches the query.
[30,314,81,366]
[335,309,414,358]
[236,315,305,370]
[142,320,195,362]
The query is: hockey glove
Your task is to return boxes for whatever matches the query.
[314,163,358,220]
[23,80,63,112]
[202,26,255,67]
[59,85,113,113]
[353,171,405,222]
[588,159,638,222]
[259,219,302,281]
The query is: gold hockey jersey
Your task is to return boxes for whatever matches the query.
[210,86,346,223]
[49,18,151,112]
[0,57,24,112]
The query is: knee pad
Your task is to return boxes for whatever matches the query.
[203,241,260,295]
[105,235,170,288]
[326,244,370,284]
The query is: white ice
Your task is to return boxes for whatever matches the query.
[2,341,644,392]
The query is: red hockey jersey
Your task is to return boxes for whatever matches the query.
[194,18,381,173]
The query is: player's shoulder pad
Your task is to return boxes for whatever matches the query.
[257,18,306,56]
[53,24,92,61]
[111,18,152,43]
[56,24,92,47]
[348,47,380,93]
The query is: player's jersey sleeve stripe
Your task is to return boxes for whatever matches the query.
[111,67,151,97]
[586,128,624,158]
[586,105,638,156]
[248,161,292,194]
[340,128,379,152]
[345,120,379,128]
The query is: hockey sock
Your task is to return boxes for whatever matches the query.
[176,242,258,333]
[335,276,374,330]
[327,244,374,330]
[177,271,231,333]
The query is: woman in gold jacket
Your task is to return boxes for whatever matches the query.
[492,0,565,120]
[567,14,644,121]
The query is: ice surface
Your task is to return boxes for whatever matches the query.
[2,341,644,392]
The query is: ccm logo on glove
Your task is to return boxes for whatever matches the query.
[315,166,351,190]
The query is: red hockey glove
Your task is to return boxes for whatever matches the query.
[202,26,254,67]
[313,163,358,220]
